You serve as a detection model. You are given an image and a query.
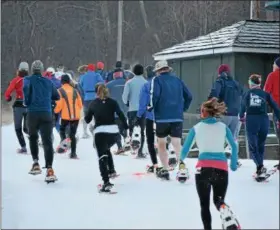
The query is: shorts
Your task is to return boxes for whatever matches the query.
[156,122,183,138]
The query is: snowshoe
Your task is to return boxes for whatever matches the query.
[17,147,27,154]
[255,165,278,182]
[220,204,241,230]
[29,162,42,175]
[156,168,170,180]
[237,161,242,168]
[114,148,128,156]
[168,156,177,168]
[146,165,155,173]
[45,168,57,183]
[97,182,117,194]
[109,171,119,179]
[69,153,79,159]
[176,162,189,183]
[135,152,147,159]
[56,138,71,153]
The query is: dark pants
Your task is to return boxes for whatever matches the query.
[115,117,127,149]
[94,132,118,183]
[246,115,269,167]
[60,119,79,154]
[196,168,228,230]
[272,113,280,163]
[146,119,157,165]
[27,112,54,168]
[13,106,28,148]
[127,111,145,153]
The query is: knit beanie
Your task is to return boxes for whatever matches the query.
[88,64,95,71]
[61,74,70,84]
[218,64,230,75]
[133,64,144,76]
[31,60,44,74]
[18,62,29,71]
[274,57,280,68]
[97,61,104,70]
[116,61,122,68]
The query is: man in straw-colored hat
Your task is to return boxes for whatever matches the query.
[149,60,192,180]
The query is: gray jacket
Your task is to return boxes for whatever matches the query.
[122,75,147,112]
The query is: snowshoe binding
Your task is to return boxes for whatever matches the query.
[56,138,71,154]
[45,168,57,183]
[97,182,117,194]
[156,168,170,180]
[176,162,189,183]
[220,204,241,230]
[29,162,42,175]
[255,165,278,182]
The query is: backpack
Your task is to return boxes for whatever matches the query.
[219,76,241,110]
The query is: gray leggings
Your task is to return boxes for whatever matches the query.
[13,107,28,148]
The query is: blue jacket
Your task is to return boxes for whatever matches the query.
[137,78,154,121]
[240,87,280,120]
[80,71,104,101]
[150,72,192,122]
[106,78,128,118]
[23,74,60,113]
[96,69,107,81]
[50,75,61,89]
[209,73,243,116]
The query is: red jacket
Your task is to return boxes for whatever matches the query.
[4,76,24,101]
[264,70,280,106]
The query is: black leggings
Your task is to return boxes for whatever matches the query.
[13,106,28,148]
[146,119,157,165]
[195,167,228,230]
[27,112,54,168]
[115,118,128,149]
[94,132,118,183]
[60,119,79,154]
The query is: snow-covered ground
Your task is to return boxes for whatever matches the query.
[2,124,279,229]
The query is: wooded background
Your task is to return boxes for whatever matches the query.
[1,1,279,103]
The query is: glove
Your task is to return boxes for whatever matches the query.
[6,96,12,102]
[230,160,238,171]
[147,106,153,112]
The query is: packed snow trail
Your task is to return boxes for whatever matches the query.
[2,124,279,229]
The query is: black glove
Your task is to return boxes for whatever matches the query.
[6,96,12,102]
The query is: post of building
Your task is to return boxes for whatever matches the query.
[116,0,123,62]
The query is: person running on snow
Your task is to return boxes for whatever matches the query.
[264,57,280,170]
[77,65,88,101]
[4,62,29,154]
[149,60,192,180]
[54,63,65,80]
[106,67,129,155]
[80,63,104,138]
[122,64,147,158]
[54,74,83,159]
[179,98,238,230]
[208,64,243,167]
[240,74,280,179]
[96,61,107,81]
[136,65,158,172]
[84,84,128,193]
[23,60,60,182]
[106,61,125,83]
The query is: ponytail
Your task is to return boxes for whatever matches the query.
[97,84,109,100]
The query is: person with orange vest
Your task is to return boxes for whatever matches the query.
[54,74,83,159]
[4,62,29,153]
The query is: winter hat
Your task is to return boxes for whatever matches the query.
[153,60,170,72]
[116,61,122,68]
[18,62,29,71]
[274,57,280,68]
[61,74,71,84]
[218,64,230,75]
[97,61,104,70]
[133,64,144,76]
[46,67,55,75]
[88,63,95,71]
[145,65,154,79]
[31,60,44,73]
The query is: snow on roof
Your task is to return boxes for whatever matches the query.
[153,20,280,60]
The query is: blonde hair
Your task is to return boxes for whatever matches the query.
[77,65,88,74]
[202,98,227,118]
[96,84,110,100]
